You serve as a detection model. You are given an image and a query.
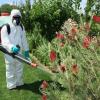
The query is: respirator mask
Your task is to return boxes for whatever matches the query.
[12,15,21,26]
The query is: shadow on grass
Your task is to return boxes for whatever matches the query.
[16,80,43,95]
[16,80,66,95]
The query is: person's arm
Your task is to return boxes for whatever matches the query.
[1,25,14,52]
[21,27,29,51]
[21,26,30,58]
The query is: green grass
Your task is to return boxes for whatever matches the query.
[0,51,51,100]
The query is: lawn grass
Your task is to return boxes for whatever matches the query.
[0,51,51,100]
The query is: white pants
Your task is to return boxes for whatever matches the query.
[5,54,24,89]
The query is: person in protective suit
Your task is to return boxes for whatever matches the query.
[1,9,30,90]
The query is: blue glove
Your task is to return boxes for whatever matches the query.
[11,46,20,54]
[24,50,29,59]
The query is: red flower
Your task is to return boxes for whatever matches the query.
[56,32,64,39]
[42,94,47,100]
[50,50,56,62]
[60,64,66,73]
[93,15,100,23]
[68,27,78,40]
[82,36,91,48]
[41,80,48,90]
[71,64,79,75]
[71,27,78,33]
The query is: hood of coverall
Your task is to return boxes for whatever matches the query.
[10,9,22,26]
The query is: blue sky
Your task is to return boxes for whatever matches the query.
[80,0,87,13]
[0,0,25,5]
[0,0,87,13]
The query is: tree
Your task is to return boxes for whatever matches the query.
[0,4,14,13]
[30,0,80,40]
[84,0,100,20]
[94,0,100,15]
[19,0,31,32]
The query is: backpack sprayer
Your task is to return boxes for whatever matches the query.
[0,45,37,68]
[0,45,54,75]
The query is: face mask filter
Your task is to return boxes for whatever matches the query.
[12,16,21,26]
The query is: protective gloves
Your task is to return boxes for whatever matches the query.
[24,50,30,59]
[11,46,20,54]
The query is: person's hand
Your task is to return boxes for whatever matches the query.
[11,46,20,54]
[24,50,30,59]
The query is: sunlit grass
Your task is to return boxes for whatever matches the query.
[0,52,51,100]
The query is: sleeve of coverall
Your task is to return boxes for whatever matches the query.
[21,27,29,51]
[1,26,14,52]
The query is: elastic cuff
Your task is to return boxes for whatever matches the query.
[9,44,15,53]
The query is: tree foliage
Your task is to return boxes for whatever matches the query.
[19,0,31,32]
[94,0,100,15]
[0,4,15,13]
[21,0,80,41]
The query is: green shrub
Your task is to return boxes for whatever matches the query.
[27,23,47,51]
[20,0,80,41]
[0,4,17,13]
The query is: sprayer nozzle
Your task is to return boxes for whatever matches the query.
[31,63,37,68]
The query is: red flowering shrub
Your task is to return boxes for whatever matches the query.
[33,17,99,100]
[93,15,100,23]
[42,94,47,100]
[60,64,66,73]
[49,50,57,62]
[41,80,48,90]
[56,32,64,39]
[82,36,91,48]
[71,64,79,75]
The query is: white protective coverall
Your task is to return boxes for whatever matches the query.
[1,9,29,89]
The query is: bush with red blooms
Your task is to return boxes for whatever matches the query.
[89,15,100,36]
[71,64,79,75]
[42,94,47,100]
[49,50,57,62]
[82,35,91,48]
[60,64,66,73]
[41,80,48,90]
[93,15,100,23]
[36,18,99,100]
